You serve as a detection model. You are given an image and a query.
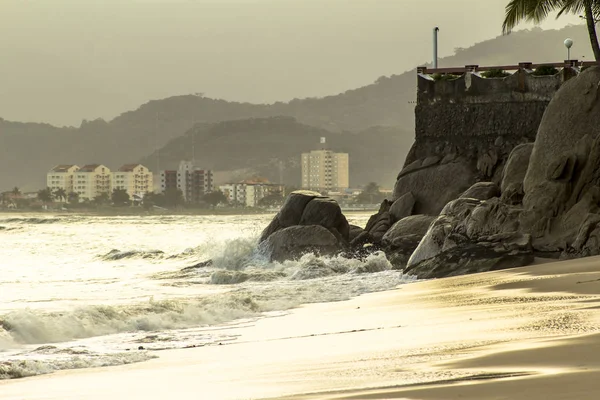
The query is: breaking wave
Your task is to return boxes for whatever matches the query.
[0,217,70,225]
[0,346,155,380]
[100,249,166,261]
[1,254,412,347]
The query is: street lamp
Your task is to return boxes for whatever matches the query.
[433,27,440,69]
[564,38,574,61]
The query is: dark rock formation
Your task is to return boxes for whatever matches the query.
[259,190,350,261]
[382,215,435,269]
[392,161,476,215]
[460,182,500,201]
[262,225,342,262]
[500,143,533,205]
[364,200,393,243]
[389,192,416,223]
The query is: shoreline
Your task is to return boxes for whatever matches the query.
[2,256,600,399]
[0,208,378,218]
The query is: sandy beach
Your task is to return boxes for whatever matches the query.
[2,256,600,400]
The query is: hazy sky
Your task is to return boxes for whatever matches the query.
[0,0,581,126]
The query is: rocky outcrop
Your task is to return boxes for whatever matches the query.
[257,68,600,279]
[262,225,342,262]
[259,191,350,261]
[382,215,435,269]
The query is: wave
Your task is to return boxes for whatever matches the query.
[0,217,68,225]
[0,346,155,380]
[1,261,412,347]
[100,249,166,261]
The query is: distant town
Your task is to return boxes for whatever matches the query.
[0,139,391,212]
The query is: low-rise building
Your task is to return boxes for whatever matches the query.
[47,165,80,198]
[74,164,111,200]
[112,164,153,199]
[220,179,284,207]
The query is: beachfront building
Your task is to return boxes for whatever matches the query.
[219,179,284,207]
[301,141,349,193]
[159,161,214,203]
[46,165,80,199]
[74,164,111,200]
[112,164,153,200]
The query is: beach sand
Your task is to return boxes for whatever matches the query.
[2,256,600,399]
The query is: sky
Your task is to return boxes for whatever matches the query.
[0,0,582,126]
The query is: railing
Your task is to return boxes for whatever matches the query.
[417,60,595,75]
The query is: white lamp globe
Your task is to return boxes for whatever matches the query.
[564,38,574,49]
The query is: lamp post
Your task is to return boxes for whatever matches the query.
[564,38,574,61]
[433,27,440,69]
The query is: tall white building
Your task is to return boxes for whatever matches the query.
[74,164,111,200]
[112,164,153,200]
[47,165,80,198]
[301,142,349,193]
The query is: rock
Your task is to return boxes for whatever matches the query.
[460,182,500,201]
[422,156,441,167]
[382,215,435,269]
[259,190,322,243]
[403,233,534,279]
[389,192,415,223]
[524,67,600,198]
[404,196,533,278]
[500,143,533,205]
[393,161,476,215]
[349,225,365,242]
[299,197,350,240]
[261,225,343,262]
[364,200,393,243]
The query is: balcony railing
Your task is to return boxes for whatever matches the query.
[416,60,591,75]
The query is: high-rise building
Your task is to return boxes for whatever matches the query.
[47,165,80,198]
[112,164,153,200]
[74,164,111,200]
[159,161,213,202]
[301,141,349,192]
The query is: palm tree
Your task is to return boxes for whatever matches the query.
[11,187,21,197]
[503,0,600,62]
[37,188,53,204]
[53,188,67,202]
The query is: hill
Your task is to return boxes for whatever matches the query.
[140,117,408,188]
[0,24,593,191]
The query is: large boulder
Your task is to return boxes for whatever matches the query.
[258,191,349,261]
[382,215,435,269]
[364,200,393,243]
[404,232,534,279]
[501,143,534,205]
[389,192,416,223]
[393,161,476,215]
[524,67,600,196]
[405,198,533,278]
[460,182,500,201]
[261,225,342,262]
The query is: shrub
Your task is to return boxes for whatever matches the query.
[482,69,510,78]
[432,73,461,81]
[532,65,559,76]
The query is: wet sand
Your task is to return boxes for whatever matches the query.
[2,256,600,399]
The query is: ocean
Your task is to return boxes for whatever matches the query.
[0,213,413,380]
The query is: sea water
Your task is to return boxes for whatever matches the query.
[0,213,413,380]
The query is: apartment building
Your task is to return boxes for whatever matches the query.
[112,164,153,200]
[74,164,111,200]
[220,180,284,207]
[160,161,214,202]
[301,148,349,193]
[47,165,80,197]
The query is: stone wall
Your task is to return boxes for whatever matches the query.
[392,66,579,215]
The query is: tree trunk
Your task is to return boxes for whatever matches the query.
[585,2,600,63]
